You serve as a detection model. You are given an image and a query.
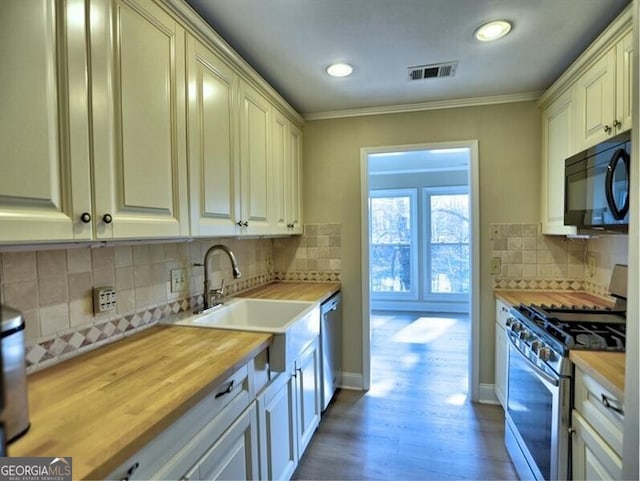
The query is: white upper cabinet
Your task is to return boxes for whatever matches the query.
[0,0,303,245]
[271,111,303,234]
[539,8,630,235]
[187,35,241,237]
[285,123,303,234]
[90,0,189,239]
[238,81,271,235]
[615,31,633,134]
[575,29,633,150]
[541,89,577,235]
[0,0,92,243]
[271,112,289,233]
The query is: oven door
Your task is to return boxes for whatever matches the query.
[505,337,571,480]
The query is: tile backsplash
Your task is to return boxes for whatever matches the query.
[0,224,342,372]
[491,223,628,297]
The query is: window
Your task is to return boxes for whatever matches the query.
[369,189,418,298]
[424,189,470,297]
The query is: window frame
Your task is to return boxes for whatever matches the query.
[369,188,419,301]
[422,186,470,302]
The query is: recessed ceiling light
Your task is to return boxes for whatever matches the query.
[326,63,353,77]
[474,20,512,42]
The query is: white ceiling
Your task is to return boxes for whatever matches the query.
[184,0,631,117]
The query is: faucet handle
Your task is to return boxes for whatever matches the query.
[214,279,226,295]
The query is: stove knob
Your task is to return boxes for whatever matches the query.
[531,341,541,353]
[511,322,523,333]
[519,330,530,341]
[538,347,551,361]
[506,317,516,327]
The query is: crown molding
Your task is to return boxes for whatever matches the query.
[161,0,304,126]
[538,4,632,109]
[303,91,544,121]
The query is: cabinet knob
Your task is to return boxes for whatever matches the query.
[102,213,113,224]
[243,221,248,227]
[613,119,622,129]
[604,124,612,133]
[120,462,139,481]
[80,212,92,223]
[236,220,243,227]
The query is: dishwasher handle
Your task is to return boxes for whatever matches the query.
[321,292,342,315]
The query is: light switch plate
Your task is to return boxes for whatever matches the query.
[490,257,502,275]
[170,268,186,293]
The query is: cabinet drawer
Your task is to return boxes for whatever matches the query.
[574,368,624,458]
[108,363,250,480]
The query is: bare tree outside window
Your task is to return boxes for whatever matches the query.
[370,196,412,292]
[430,194,470,293]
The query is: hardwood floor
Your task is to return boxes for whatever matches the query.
[292,311,518,480]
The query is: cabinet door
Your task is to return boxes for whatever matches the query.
[285,123,303,234]
[90,0,189,239]
[270,112,289,233]
[575,49,616,149]
[615,30,633,133]
[0,0,92,243]
[572,411,623,480]
[258,373,298,481]
[541,88,577,235]
[295,339,321,458]
[189,402,260,481]
[239,81,271,234]
[494,322,507,409]
[187,35,241,236]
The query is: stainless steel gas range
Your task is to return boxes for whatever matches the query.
[504,266,627,481]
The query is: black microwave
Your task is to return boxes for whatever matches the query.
[565,130,631,233]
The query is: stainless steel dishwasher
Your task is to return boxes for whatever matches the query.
[320,291,342,412]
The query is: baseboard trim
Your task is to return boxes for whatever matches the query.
[339,371,364,390]
[478,383,500,405]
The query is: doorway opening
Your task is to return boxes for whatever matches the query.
[360,141,480,400]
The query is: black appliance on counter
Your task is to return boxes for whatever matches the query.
[565,130,631,233]
[504,265,627,480]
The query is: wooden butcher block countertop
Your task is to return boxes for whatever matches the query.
[494,289,614,308]
[570,350,625,402]
[238,281,341,303]
[10,326,272,480]
[495,289,624,403]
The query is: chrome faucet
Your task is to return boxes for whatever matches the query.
[194,244,241,312]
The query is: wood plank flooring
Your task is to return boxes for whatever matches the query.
[293,311,518,480]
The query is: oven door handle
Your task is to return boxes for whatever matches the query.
[508,332,559,387]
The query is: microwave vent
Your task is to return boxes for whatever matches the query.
[408,61,458,81]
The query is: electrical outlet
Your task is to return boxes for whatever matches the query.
[490,257,502,275]
[93,286,116,314]
[170,268,186,293]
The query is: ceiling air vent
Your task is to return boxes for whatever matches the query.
[408,61,458,81]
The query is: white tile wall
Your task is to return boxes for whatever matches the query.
[491,223,628,296]
[0,225,343,371]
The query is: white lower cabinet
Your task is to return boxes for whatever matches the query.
[494,300,510,409]
[258,371,298,481]
[571,367,624,480]
[257,337,321,481]
[184,402,260,481]
[294,338,321,456]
